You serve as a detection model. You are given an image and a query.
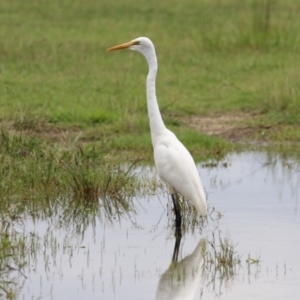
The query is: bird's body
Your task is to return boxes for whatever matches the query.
[107,37,207,224]
[154,128,207,215]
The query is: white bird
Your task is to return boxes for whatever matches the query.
[107,37,207,228]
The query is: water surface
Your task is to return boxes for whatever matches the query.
[11,152,300,299]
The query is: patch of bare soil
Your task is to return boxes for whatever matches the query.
[183,112,256,141]
[1,111,258,144]
[1,120,83,144]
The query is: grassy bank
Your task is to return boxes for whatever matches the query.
[0,0,299,158]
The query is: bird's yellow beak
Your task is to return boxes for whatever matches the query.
[107,40,139,52]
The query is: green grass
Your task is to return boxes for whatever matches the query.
[0,0,299,157]
[0,130,140,210]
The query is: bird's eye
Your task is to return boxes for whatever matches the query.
[132,41,140,45]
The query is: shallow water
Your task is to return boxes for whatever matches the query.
[12,152,300,299]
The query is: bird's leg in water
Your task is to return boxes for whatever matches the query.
[172,229,182,262]
[171,194,182,230]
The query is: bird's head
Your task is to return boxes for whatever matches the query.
[107,37,155,57]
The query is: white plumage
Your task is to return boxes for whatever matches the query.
[108,37,207,225]
[154,129,207,215]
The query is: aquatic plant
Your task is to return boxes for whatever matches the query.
[0,131,142,222]
[203,228,242,297]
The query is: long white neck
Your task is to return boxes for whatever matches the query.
[143,49,166,146]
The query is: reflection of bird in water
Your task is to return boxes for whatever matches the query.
[156,237,206,300]
[107,37,207,230]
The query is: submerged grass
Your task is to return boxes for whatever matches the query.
[166,193,208,234]
[203,228,242,297]
[0,226,34,299]
[0,130,144,296]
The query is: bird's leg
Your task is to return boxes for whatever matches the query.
[171,193,182,230]
[172,228,182,262]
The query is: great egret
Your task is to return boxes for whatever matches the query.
[107,37,207,228]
